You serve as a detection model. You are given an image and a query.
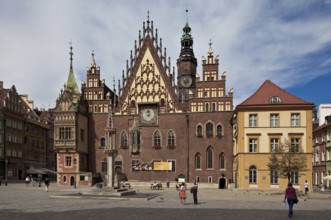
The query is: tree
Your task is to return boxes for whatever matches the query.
[267,139,307,184]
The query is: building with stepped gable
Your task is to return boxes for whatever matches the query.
[54,13,234,188]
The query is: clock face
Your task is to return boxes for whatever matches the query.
[142,109,155,121]
[180,76,192,88]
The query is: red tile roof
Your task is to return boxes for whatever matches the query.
[238,80,314,107]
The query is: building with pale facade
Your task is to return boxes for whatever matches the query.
[319,104,331,126]
[233,80,314,190]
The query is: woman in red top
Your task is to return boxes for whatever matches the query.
[284,182,297,218]
[178,182,187,205]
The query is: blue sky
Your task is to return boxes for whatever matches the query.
[0,0,330,111]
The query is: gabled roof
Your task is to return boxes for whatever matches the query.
[237,80,314,108]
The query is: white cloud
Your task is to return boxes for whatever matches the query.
[0,0,330,108]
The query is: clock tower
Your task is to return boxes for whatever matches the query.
[177,10,197,103]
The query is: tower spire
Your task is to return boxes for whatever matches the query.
[178,9,196,63]
[185,5,188,24]
[65,42,80,99]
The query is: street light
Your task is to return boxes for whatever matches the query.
[5,159,8,186]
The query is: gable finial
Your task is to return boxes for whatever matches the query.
[147,10,150,26]
[208,38,213,56]
[91,50,96,67]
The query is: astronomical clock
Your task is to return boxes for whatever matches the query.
[139,104,158,126]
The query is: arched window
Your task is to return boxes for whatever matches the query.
[195,154,201,169]
[207,147,213,169]
[219,153,225,169]
[206,122,213,137]
[197,125,202,137]
[154,130,161,147]
[121,131,128,148]
[249,166,257,184]
[100,137,105,148]
[63,176,67,183]
[205,103,209,112]
[132,130,140,145]
[167,130,175,147]
[160,98,165,107]
[131,100,136,108]
[212,103,216,112]
[217,125,223,137]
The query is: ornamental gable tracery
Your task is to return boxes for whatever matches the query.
[119,47,178,114]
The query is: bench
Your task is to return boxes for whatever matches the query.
[151,183,162,190]
[120,182,131,189]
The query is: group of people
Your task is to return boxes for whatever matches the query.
[177,181,198,205]
[25,175,50,192]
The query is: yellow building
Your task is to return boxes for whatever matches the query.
[233,80,314,190]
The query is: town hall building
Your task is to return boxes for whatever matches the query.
[53,14,234,188]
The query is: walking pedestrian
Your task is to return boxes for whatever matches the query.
[25,176,30,187]
[320,182,325,193]
[178,182,187,205]
[304,180,309,195]
[166,178,170,188]
[284,182,298,218]
[190,181,198,205]
[44,176,50,192]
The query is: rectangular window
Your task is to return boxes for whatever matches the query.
[101,161,107,172]
[291,113,300,127]
[291,171,299,184]
[167,160,176,172]
[65,156,72,167]
[249,168,257,184]
[270,114,279,127]
[65,127,71,139]
[322,151,325,162]
[270,138,279,152]
[249,138,258,153]
[291,138,300,152]
[270,170,278,184]
[59,127,65,140]
[249,114,257,127]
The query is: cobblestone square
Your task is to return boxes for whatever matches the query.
[1,183,331,219]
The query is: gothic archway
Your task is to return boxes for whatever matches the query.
[219,177,226,189]
[70,176,75,186]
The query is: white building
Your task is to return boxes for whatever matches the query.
[319,104,331,126]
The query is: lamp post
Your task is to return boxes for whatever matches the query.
[73,158,77,188]
[5,159,8,186]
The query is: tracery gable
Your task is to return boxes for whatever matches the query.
[117,37,180,115]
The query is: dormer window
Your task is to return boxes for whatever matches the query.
[269,96,281,104]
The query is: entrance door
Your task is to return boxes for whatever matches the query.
[18,170,22,180]
[70,176,75,186]
[219,178,226,189]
